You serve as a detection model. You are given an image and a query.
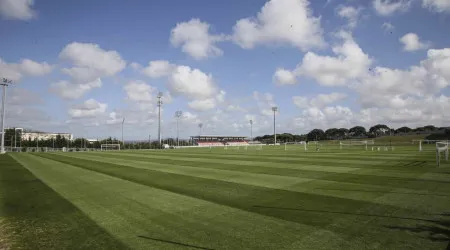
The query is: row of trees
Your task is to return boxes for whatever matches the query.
[254,124,448,143]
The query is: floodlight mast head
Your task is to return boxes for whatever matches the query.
[1,77,14,154]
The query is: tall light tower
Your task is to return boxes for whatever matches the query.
[121,117,125,150]
[249,119,253,141]
[175,111,182,147]
[198,123,203,136]
[1,78,13,154]
[272,107,278,145]
[157,92,163,146]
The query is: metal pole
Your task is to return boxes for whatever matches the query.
[157,92,163,146]
[14,128,16,149]
[272,107,277,145]
[250,120,253,141]
[175,111,182,147]
[121,118,125,150]
[0,85,6,154]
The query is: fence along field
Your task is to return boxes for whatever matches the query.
[1,141,449,249]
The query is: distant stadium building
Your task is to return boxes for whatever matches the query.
[190,136,249,147]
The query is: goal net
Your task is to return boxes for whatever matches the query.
[285,141,307,151]
[339,140,373,150]
[436,141,449,167]
[101,144,121,151]
[418,140,443,152]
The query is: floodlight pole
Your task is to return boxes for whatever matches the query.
[272,107,278,145]
[175,111,182,147]
[249,120,253,141]
[121,117,125,150]
[0,78,13,154]
[198,123,203,136]
[157,92,163,146]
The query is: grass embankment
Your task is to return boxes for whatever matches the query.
[0,154,126,249]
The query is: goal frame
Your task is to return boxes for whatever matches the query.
[436,141,449,167]
[284,141,307,151]
[101,144,121,151]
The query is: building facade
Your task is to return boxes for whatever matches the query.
[21,132,73,141]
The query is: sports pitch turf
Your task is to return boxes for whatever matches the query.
[1,144,449,249]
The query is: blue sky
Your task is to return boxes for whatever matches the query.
[0,0,449,140]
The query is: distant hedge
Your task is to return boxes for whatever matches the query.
[425,129,450,140]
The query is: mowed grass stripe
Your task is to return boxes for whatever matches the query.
[114,150,399,170]
[159,147,423,161]
[130,149,434,172]
[14,153,334,249]
[0,154,126,249]
[37,153,431,229]
[99,150,433,175]
[87,151,443,191]
[53,152,450,213]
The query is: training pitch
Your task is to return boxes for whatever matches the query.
[1,144,449,249]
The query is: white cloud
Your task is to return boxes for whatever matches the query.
[123,80,155,102]
[141,60,175,78]
[382,22,395,32]
[170,18,226,60]
[355,48,450,109]
[0,0,36,20]
[68,99,107,119]
[273,68,297,85]
[253,91,278,116]
[232,0,324,51]
[187,90,226,112]
[130,62,142,71]
[373,0,411,16]
[188,98,217,111]
[50,78,102,100]
[106,111,124,125]
[0,58,53,81]
[293,92,347,109]
[19,59,53,76]
[337,5,362,29]
[59,42,126,82]
[400,33,431,51]
[167,65,218,100]
[7,88,43,106]
[422,0,450,13]
[285,31,372,86]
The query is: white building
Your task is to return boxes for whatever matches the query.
[21,132,73,141]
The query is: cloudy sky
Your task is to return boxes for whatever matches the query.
[0,0,449,140]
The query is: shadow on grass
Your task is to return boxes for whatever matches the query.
[386,213,450,248]
[252,205,435,222]
[314,188,450,197]
[137,236,215,250]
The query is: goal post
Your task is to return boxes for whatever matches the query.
[101,144,121,151]
[340,140,369,150]
[284,141,307,151]
[436,141,449,167]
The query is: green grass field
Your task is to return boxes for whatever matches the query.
[1,144,449,249]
